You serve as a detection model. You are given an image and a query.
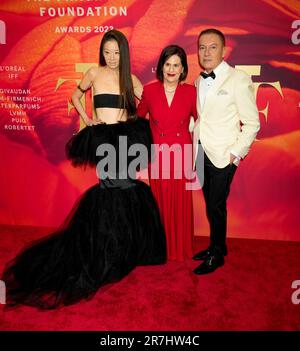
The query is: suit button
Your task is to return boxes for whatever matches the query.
[160,133,165,137]
[176,133,180,136]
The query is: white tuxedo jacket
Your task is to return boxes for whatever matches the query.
[193,62,260,168]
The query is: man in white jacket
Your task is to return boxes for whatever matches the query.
[193,28,260,275]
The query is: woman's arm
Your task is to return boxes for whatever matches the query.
[136,86,150,118]
[191,86,198,121]
[189,86,198,133]
[132,74,143,100]
[72,67,97,126]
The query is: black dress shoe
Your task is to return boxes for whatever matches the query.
[193,247,227,260]
[193,248,212,261]
[193,255,224,275]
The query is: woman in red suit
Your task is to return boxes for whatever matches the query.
[137,45,197,261]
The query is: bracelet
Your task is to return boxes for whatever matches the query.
[77,85,87,93]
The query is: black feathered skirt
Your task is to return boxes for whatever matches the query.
[2,119,166,309]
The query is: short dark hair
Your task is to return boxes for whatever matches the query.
[198,28,226,47]
[156,45,188,82]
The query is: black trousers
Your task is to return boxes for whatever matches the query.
[201,152,237,256]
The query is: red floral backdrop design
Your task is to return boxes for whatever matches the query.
[0,0,299,240]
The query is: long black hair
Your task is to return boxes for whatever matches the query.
[99,29,136,119]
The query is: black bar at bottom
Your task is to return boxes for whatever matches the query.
[0,331,299,350]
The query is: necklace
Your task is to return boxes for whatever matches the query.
[164,87,176,93]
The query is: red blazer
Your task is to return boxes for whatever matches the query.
[137,81,197,146]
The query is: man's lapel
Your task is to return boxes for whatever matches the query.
[201,62,232,118]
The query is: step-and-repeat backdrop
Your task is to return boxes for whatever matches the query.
[0,0,299,241]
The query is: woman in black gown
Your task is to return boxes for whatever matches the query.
[2,29,166,310]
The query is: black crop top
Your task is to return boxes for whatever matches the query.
[94,94,125,109]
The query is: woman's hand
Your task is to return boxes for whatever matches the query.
[84,118,99,126]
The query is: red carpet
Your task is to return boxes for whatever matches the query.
[0,224,300,331]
